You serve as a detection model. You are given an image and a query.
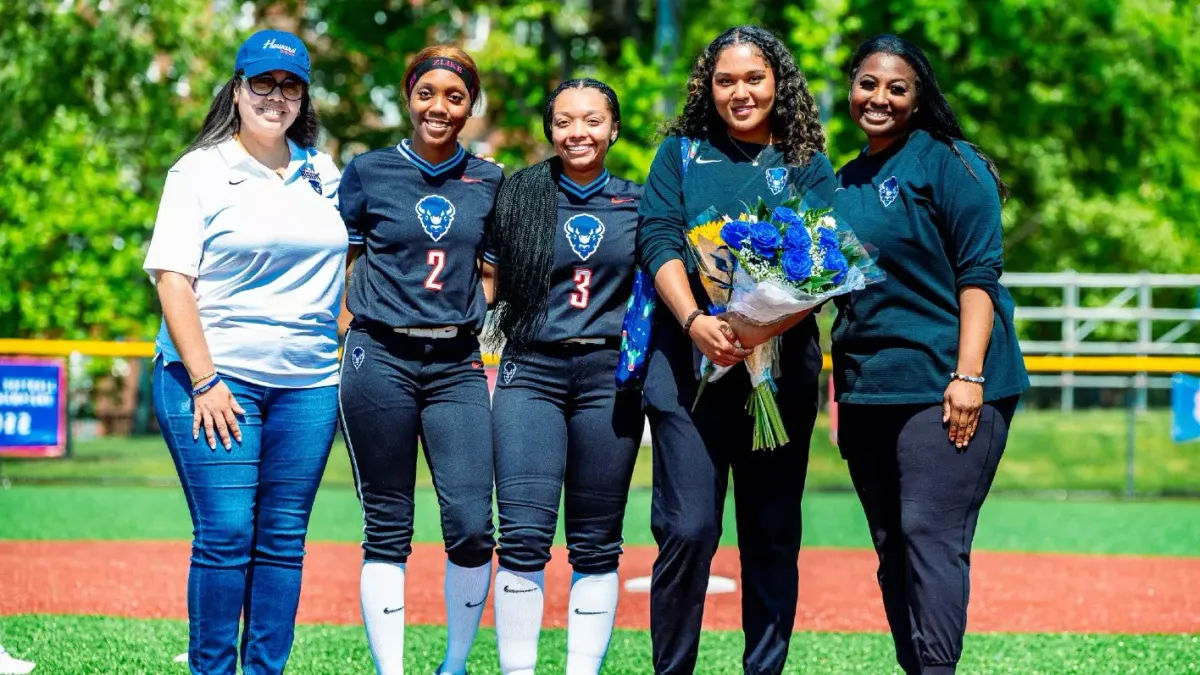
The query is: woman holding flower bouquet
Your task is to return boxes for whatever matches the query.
[635,25,837,675]
[831,35,1030,675]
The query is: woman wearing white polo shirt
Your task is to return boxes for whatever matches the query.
[142,30,345,675]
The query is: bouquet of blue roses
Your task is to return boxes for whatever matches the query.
[686,194,882,450]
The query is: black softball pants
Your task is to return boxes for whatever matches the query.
[337,324,495,568]
[491,342,644,574]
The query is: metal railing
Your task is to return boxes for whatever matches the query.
[1003,272,1200,410]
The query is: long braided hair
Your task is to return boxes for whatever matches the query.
[489,78,622,355]
[849,34,1010,202]
[662,25,825,166]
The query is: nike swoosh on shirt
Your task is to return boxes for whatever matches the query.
[694,158,722,164]
[611,197,636,205]
[461,176,483,183]
[228,178,248,185]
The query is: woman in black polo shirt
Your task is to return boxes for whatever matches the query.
[635,25,836,675]
[831,34,1029,675]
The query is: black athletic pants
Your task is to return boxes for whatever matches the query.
[642,314,822,675]
[838,396,1019,675]
[337,324,495,568]
[491,342,643,574]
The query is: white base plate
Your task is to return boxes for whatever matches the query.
[623,575,737,594]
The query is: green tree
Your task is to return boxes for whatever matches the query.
[2,0,1197,344]
[0,0,242,340]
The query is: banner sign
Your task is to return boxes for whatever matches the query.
[1172,373,1200,443]
[0,357,68,458]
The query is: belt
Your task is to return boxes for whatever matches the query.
[559,337,621,347]
[393,326,459,339]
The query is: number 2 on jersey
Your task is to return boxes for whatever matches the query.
[569,268,592,309]
[424,250,446,291]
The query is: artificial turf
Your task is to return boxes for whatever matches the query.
[4,407,1198,495]
[3,485,1200,556]
[0,615,1196,674]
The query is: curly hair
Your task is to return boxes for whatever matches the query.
[662,25,825,167]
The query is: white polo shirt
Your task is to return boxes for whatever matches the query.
[143,138,347,388]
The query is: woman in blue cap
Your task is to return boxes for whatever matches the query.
[143,29,345,675]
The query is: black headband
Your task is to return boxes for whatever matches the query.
[406,57,479,102]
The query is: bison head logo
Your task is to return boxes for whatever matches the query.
[415,195,456,242]
[765,167,788,196]
[564,214,605,262]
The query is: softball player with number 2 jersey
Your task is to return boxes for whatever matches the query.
[487,79,644,675]
[336,46,501,675]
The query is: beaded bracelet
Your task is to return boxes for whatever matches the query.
[190,374,222,398]
[951,372,985,385]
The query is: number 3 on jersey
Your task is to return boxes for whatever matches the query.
[424,250,446,291]
[569,268,592,309]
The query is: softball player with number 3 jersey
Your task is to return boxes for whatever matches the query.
[487,79,644,675]
[336,46,501,675]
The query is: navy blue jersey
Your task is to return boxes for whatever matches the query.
[530,171,642,343]
[340,140,503,331]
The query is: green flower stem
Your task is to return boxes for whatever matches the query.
[746,382,790,450]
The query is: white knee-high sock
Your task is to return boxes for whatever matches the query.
[566,571,619,675]
[361,561,407,675]
[438,559,493,675]
[493,567,545,675]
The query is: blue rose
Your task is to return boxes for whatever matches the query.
[782,247,813,282]
[721,220,751,251]
[823,246,850,284]
[771,206,804,230]
[783,223,812,252]
[749,221,782,258]
[817,226,839,250]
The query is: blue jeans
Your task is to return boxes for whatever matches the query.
[153,359,337,675]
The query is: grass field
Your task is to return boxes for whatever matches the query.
[4,485,1200,556]
[2,413,1199,674]
[4,408,1199,495]
[2,615,1197,675]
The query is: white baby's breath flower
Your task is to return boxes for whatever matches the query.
[809,242,827,271]
[821,215,837,230]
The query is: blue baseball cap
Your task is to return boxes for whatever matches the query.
[235,30,311,83]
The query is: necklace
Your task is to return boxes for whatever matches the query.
[727,130,773,166]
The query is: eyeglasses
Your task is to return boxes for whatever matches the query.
[244,74,306,101]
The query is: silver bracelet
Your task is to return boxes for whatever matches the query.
[951,372,986,385]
